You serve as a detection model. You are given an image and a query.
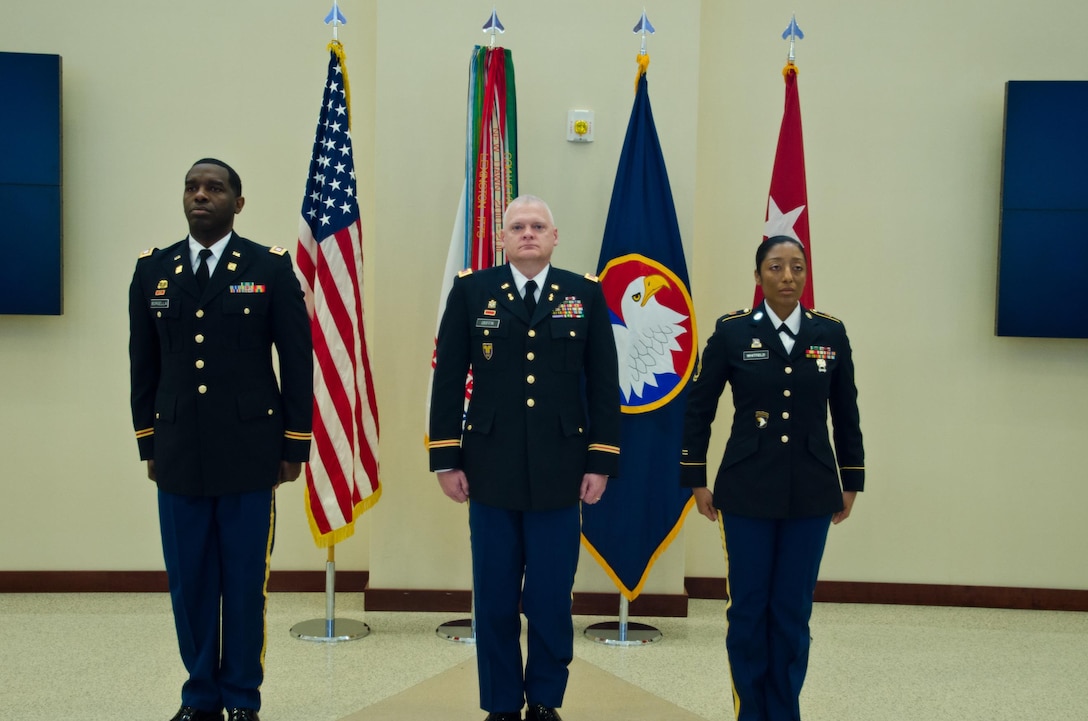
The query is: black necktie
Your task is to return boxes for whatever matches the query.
[523,280,537,316]
[196,248,212,292]
[778,323,796,339]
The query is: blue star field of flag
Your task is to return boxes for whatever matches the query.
[302,55,359,240]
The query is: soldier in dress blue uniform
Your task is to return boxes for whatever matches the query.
[129,159,313,721]
[429,195,621,721]
[680,235,865,721]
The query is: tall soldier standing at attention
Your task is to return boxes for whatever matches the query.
[429,195,621,721]
[129,159,313,721]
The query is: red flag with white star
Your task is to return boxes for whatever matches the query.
[754,63,815,309]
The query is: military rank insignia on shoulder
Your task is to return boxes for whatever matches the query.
[269,246,288,256]
[810,309,842,323]
[138,248,156,258]
[584,273,600,283]
[718,308,752,324]
[457,268,473,278]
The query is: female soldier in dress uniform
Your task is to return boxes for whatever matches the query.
[680,235,865,721]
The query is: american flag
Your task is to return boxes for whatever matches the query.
[295,41,381,547]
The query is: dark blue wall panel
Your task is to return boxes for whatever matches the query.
[0,51,63,315]
[997,81,1088,338]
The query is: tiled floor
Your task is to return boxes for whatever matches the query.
[2,592,1086,720]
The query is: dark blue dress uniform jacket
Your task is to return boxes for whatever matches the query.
[680,305,864,519]
[428,265,621,511]
[129,234,313,495]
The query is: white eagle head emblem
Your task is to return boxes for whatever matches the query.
[612,273,689,402]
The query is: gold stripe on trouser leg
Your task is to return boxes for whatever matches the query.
[258,495,276,676]
[717,511,741,720]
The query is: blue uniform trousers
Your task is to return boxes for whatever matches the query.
[158,489,275,713]
[719,512,831,721]
[468,501,581,713]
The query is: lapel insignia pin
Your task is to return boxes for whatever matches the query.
[174,265,183,275]
[227,262,238,271]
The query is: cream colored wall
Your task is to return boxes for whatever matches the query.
[687,1,1088,588]
[1,0,1085,595]
[0,0,377,573]
[368,0,700,596]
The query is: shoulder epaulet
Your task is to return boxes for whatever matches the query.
[457,268,473,278]
[810,309,842,323]
[718,308,752,323]
[584,273,600,283]
[269,246,288,256]
[138,248,155,259]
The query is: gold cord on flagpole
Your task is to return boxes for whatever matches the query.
[634,53,650,92]
[782,61,799,80]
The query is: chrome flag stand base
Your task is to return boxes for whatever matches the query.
[291,617,370,642]
[290,551,370,643]
[436,592,476,643]
[435,617,475,644]
[584,595,662,646]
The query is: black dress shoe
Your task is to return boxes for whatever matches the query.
[483,713,522,721]
[226,710,260,721]
[525,705,563,721]
[169,706,223,721]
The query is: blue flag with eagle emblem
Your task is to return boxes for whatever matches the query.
[580,65,697,601]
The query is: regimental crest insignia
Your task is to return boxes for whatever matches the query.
[600,254,697,414]
[482,342,493,360]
